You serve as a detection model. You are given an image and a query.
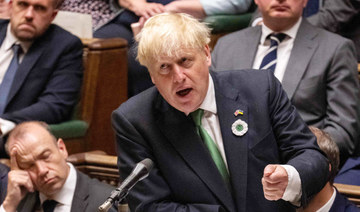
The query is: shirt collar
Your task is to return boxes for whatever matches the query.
[3,24,32,53]
[316,186,336,212]
[40,163,77,207]
[198,74,217,115]
[260,17,303,45]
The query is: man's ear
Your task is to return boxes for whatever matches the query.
[50,9,58,22]
[57,138,68,159]
[303,0,309,8]
[204,45,211,67]
[150,74,155,84]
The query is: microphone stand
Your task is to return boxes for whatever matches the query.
[98,158,153,212]
[98,187,129,212]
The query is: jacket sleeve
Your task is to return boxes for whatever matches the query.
[307,0,360,33]
[265,71,329,207]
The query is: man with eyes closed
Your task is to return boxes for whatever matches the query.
[0,121,117,212]
[112,12,329,212]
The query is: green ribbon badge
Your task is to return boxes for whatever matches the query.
[231,119,248,136]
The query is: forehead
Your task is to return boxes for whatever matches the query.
[13,133,55,152]
[14,0,54,8]
[12,135,56,164]
[158,48,201,62]
[9,126,56,156]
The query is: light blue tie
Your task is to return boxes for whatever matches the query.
[0,44,22,115]
[259,33,286,72]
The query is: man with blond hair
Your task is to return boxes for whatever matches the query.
[112,13,328,212]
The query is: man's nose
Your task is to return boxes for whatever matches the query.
[173,65,186,83]
[24,6,34,20]
[36,161,49,177]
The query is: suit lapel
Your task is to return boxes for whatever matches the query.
[237,26,261,68]
[0,22,7,47]
[282,20,319,99]
[6,35,46,106]
[212,72,249,212]
[17,192,40,212]
[155,94,235,212]
[70,171,89,211]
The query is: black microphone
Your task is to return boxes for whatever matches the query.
[98,158,154,212]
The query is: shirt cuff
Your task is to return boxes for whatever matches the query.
[0,204,7,212]
[281,164,302,206]
[0,118,16,136]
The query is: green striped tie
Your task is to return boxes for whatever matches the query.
[191,109,230,185]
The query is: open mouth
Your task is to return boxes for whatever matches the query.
[176,88,192,97]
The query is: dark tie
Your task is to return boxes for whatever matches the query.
[42,199,58,212]
[191,109,230,185]
[259,33,286,72]
[0,44,22,114]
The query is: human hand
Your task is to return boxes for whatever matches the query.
[262,164,288,201]
[164,1,206,19]
[2,149,34,212]
[0,0,11,19]
[131,1,165,19]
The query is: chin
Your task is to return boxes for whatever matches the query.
[16,32,36,41]
[178,104,198,114]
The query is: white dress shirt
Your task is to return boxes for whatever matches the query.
[316,187,336,212]
[190,74,302,204]
[39,163,77,212]
[0,25,31,135]
[0,163,76,212]
[252,17,302,82]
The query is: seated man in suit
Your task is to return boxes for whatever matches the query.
[0,163,9,204]
[211,0,360,165]
[299,127,358,212]
[0,121,117,212]
[112,12,329,211]
[307,0,360,62]
[0,0,83,157]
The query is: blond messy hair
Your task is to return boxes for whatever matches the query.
[136,13,211,68]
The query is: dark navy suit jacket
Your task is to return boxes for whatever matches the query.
[0,163,9,204]
[329,189,359,212]
[112,70,329,212]
[335,157,360,186]
[0,20,83,124]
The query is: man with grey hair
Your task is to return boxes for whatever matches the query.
[0,0,83,158]
[0,121,117,212]
[112,12,329,212]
